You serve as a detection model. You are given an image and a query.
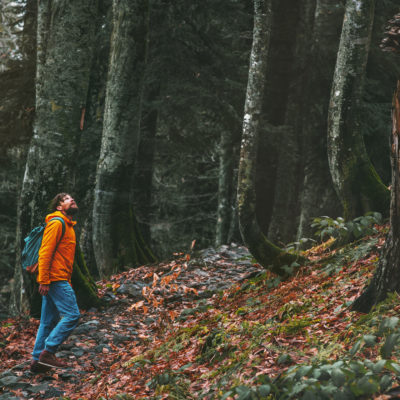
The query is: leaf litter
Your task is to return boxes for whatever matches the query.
[1,227,400,399]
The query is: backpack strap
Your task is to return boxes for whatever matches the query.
[48,216,66,249]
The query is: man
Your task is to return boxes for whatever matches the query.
[30,193,80,373]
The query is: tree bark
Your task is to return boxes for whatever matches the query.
[76,0,113,278]
[215,126,235,247]
[238,0,304,276]
[133,84,159,244]
[92,0,156,278]
[267,0,315,245]
[352,81,400,313]
[296,0,344,240]
[10,0,100,315]
[327,0,389,220]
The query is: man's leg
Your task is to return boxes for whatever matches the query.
[32,294,59,361]
[43,281,80,354]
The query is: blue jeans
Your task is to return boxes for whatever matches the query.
[32,281,80,360]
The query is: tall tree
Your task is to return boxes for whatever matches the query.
[238,0,303,275]
[75,0,113,278]
[352,13,400,313]
[215,124,237,247]
[10,0,100,315]
[0,0,37,286]
[327,0,389,220]
[92,0,156,277]
[296,0,344,241]
[266,0,315,244]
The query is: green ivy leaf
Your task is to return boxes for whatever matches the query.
[385,361,400,375]
[295,365,313,379]
[257,384,271,396]
[277,353,292,365]
[320,383,338,396]
[235,385,251,399]
[380,374,392,391]
[352,376,379,396]
[349,340,363,357]
[221,391,233,400]
[371,359,386,374]
[332,389,352,400]
[302,390,318,400]
[380,333,400,359]
[331,368,346,386]
[363,334,377,347]
[378,317,399,335]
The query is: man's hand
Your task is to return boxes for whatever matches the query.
[39,284,50,296]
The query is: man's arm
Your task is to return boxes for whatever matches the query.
[37,220,63,288]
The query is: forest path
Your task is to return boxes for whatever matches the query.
[0,244,262,399]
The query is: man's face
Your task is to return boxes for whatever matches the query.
[57,195,79,216]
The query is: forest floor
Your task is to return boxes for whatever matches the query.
[2,226,400,399]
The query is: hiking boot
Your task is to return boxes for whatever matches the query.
[30,359,51,373]
[38,350,68,369]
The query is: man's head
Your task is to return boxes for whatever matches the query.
[49,193,79,216]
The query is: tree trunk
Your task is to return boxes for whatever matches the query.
[267,0,315,245]
[296,0,344,240]
[76,0,113,278]
[227,153,241,245]
[327,0,389,220]
[9,0,100,315]
[215,127,235,247]
[133,80,160,245]
[92,0,156,278]
[352,81,400,313]
[238,0,304,276]
[0,0,37,310]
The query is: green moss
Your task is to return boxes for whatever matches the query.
[72,245,102,310]
[277,299,312,321]
[342,155,389,220]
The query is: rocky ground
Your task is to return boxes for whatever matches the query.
[0,244,262,399]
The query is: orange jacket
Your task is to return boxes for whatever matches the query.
[37,211,77,285]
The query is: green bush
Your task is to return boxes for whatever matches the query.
[220,317,400,399]
[311,212,382,242]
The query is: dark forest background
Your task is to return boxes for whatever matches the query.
[1,0,400,318]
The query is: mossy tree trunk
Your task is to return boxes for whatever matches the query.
[352,81,400,313]
[92,0,156,278]
[296,0,344,241]
[327,0,389,220]
[72,245,102,309]
[10,0,100,316]
[238,0,304,276]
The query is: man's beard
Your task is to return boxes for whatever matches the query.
[66,206,79,216]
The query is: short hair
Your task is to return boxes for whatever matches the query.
[48,193,69,212]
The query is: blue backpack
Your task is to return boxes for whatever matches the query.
[22,217,66,274]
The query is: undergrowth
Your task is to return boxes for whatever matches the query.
[55,217,398,400]
[118,220,400,399]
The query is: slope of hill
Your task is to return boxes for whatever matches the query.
[2,226,400,399]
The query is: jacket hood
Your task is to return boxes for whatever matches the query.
[45,211,77,227]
